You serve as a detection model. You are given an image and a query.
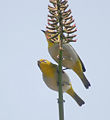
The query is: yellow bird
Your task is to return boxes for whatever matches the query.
[38,59,85,106]
[42,30,91,89]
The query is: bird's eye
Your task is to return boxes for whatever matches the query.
[42,60,47,63]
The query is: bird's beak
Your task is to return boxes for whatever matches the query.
[41,30,45,33]
[37,61,41,68]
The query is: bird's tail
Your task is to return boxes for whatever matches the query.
[66,86,85,106]
[81,73,91,89]
[72,67,91,89]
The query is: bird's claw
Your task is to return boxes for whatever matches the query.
[63,67,69,70]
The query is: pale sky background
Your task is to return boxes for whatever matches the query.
[0,0,110,120]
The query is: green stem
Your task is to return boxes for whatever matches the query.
[58,35,64,120]
[57,0,64,120]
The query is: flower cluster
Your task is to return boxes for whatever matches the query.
[46,0,77,43]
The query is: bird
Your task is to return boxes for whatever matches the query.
[41,30,91,89]
[37,59,85,106]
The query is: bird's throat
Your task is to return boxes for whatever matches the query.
[47,40,54,48]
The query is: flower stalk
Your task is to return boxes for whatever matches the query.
[46,0,77,120]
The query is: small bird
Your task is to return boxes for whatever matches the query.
[37,59,85,106]
[42,30,91,89]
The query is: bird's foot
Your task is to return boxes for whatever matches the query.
[63,67,69,70]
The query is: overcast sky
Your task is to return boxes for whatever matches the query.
[0,0,110,120]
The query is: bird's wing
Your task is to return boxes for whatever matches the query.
[66,44,86,72]
[77,55,86,72]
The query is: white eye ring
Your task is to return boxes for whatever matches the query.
[42,60,47,63]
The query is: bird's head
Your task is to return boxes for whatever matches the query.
[41,30,50,39]
[41,30,55,47]
[37,59,57,76]
[38,59,51,69]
